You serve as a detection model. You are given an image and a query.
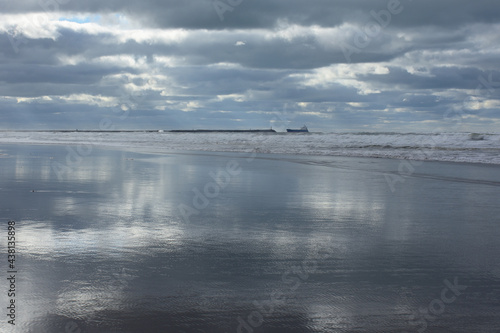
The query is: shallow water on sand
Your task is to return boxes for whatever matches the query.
[1,144,500,332]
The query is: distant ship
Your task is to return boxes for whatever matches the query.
[286,125,309,133]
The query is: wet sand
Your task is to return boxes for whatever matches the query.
[1,144,500,332]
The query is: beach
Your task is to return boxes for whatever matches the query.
[1,143,500,332]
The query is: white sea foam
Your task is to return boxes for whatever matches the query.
[1,131,500,165]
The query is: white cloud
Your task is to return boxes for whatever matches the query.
[0,3,500,132]
[59,94,117,107]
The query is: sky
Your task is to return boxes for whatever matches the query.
[0,0,499,132]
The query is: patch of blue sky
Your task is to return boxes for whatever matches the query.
[58,14,101,24]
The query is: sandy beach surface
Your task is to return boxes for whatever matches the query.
[1,144,500,333]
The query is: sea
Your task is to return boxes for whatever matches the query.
[1,132,500,332]
[0,131,499,164]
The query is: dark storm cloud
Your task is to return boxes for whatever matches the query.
[0,62,125,85]
[3,0,500,29]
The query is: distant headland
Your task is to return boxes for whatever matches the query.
[169,129,276,133]
[0,129,277,133]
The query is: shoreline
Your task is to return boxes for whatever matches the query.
[1,140,500,167]
[2,142,500,171]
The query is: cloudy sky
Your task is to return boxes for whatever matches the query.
[1,0,499,132]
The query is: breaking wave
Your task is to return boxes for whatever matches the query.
[1,131,500,165]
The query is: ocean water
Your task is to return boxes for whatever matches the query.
[1,131,500,164]
[1,144,500,332]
